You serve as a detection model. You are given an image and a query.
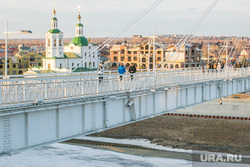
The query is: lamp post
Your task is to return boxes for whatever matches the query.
[4,22,32,79]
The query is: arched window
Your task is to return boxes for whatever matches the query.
[72,63,74,67]
[93,62,95,68]
[48,39,50,47]
[54,39,56,47]
[175,64,179,68]
[59,39,62,46]
[85,62,87,67]
[121,49,125,54]
[60,64,62,68]
[142,57,146,62]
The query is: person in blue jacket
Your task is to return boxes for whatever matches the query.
[118,63,126,80]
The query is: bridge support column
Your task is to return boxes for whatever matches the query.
[103,101,108,128]
[25,113,29,148]
[164,87,169,112]
[3,116,11,153]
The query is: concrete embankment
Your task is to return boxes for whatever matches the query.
[90,97,250,155]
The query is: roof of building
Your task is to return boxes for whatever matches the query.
[48,29,61,34]
[70,36,89,46]
[76,23,83,27]
[64,52,81,59]
[51,17,58,20]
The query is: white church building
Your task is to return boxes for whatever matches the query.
[43,6,99,72]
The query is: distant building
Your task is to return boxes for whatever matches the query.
[108,43,201,69]
[43,6,99,72]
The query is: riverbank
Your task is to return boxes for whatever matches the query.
[90,97,250,155]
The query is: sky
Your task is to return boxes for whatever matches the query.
[0,0,250,39]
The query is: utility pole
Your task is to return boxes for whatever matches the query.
[148,38,150,71]
[153,27,156,70]
[225,41,228,69]
[207,43,210,69]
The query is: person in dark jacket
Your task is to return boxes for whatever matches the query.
[118,63,126,80]
[129,63,136,80]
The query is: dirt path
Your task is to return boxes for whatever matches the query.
[90,116,250,155]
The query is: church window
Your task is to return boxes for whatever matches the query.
[76,30,78,35]
[93,62,95,68]
[60,64,62,68]
[48,39,50,47]
[54,39,56,47]
[72,63,74,67]
[59,39,62,46]
[85,62,87,67]
[85,53,87,57]
[89,52,91,57]
[77,63,79,66]
[89,46,91,49]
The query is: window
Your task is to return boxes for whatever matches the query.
[77,63,79,66]
[7,65,9,68]
[54,39,56,47]
[30,56,35,61]
[72,63,74,67]
[0,71,3,75]
[18,64,22,69]
[13,64,16,68]
[37,57,41,60]
[157,57,161,61]
[71,47,73,50]
[128,57,131,61]
[13,70,16,75]
[38,63,41,66]
[48,39,51,47]
[140,47,144,50]
[89,46,91,49]
[59,39,62,46]
[128,51,131,54]
[7,60,9,63]
[19,60,21,63]
[133,51,137,54]
[157,51,161,54]
[142,57,146,62]
[133,57,137,61]
[145,45,149,50]
[0,65,2,69]
[60,64,62,68]
[121,49,125,54]
[48,64,51,69]
[93,62,95,68]
[121,57,125,61]
[85,53,87,57]
[24,64,28,68]
[23,58,28,61]
[114,51,118,54]
[114,56,118,61]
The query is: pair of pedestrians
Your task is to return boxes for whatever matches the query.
[118,63,136,80]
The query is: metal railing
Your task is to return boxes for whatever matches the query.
[0,68,249,106]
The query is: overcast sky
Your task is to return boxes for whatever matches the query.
[0,0,250,39]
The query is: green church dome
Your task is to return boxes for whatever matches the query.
[70,36,89,46]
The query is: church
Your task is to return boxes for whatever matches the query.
[42,6,99,72]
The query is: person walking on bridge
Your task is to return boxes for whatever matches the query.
[129,63,136,80]
[98,64,104,83]
[118,63,126,81]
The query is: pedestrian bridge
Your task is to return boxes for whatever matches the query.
[0,68,249,155]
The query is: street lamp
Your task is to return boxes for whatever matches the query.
[4,22,32,79]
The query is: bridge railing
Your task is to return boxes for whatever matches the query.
[0,68,249,106]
